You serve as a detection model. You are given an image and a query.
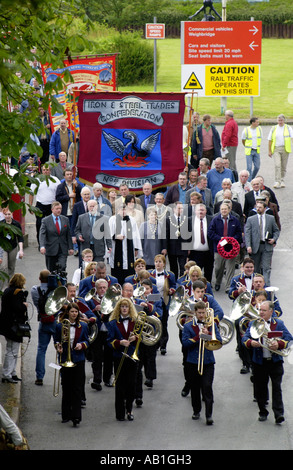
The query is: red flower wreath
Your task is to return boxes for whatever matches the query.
[217,237,240,259]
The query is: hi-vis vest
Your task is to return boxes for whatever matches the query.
[243,126,262,155]
[270,124,292,154]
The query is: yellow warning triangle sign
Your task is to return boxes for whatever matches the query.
[184,72,203,90]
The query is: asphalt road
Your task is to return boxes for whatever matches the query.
[2,123,293,452]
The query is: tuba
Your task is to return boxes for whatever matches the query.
[230,290,252,321]
[218,316,235,345]
[45,286,68,316]
[100,283,122,316]
[169,285,196,318]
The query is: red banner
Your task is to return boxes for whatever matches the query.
[41,55,117,132]
[77,92,186,192]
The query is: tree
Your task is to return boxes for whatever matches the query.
[0,0,93,284]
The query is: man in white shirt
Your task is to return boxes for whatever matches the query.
[189,204,214,282]
[29,164,60,246]
[268,114,293,188]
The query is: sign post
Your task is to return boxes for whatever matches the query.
[146,19,165,92]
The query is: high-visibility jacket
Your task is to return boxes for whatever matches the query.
[243,126,262,155]
[270,124,292,154]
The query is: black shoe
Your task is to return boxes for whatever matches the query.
[181,386,190,397]
[72,419,80,427]
[91,382,102,391]
[144,379,153,388]
[35,379,43,385]
[258,415,267,422]
[240,365,250,374]
[104,382,113,387]
[275,415,285,424]
[206,417,214,425]
[116,417,125,421]
[127,412,134,421]
[135,398,143,407]
[12,375,22,381]
[215,284,220,291]
[160,348,167,355]
[192,413,200,420]
[2,377,18,384]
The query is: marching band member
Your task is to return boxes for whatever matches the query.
[125,258,157,288]
[87,278,114,391]
[182,301,222,425]
[180,265,213,296]
[228,257,256,300]
[181,280,223,398]
[134,279,163,394]
[107,298,139,421]
[228,257,256,374]
[54,302,89,427]
[78,261,118,298]
[176,260,197,285]
[242,300,293,424]
[149,254,176,355]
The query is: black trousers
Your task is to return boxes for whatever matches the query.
[189,250,214,283]
[36,202,52,245]
[253,359,284,418]
[61,360,85,422]
[168,254,187,280]
[114,356,138,420]
[186,362,215,418]
[90,330,113,384]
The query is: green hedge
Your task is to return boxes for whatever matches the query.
[98,0,293,28]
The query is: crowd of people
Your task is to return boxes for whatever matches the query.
[0,106,293,445]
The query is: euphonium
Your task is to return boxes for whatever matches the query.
[249,318,292,357]
[53,318,76,396]
[60,319,76,368]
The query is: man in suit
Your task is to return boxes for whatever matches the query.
[231,169,252,210]
[138,182,155,215]
[75,199,112,262]
[207,201,242,292]
[189,203,214,282]
[91,182,112,217]
[50,151,73,180]
[245,200,280,287]
[166,201,192,280]
[243,177,262,218]
[39,201,74,272]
